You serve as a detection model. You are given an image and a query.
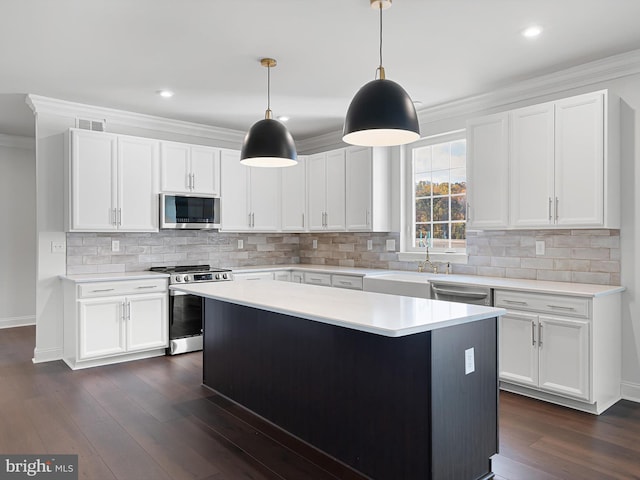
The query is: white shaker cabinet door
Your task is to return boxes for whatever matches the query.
[191,146,221,196]
[307,153,327,231]
[126,293,168,353]
[70,129,118,231]
[220,149,251,231]
[160,142,191,193]
[554,92,605,227]
[538,315,590,401]
[509,103,555,227]
[499,311,539,388]
[118,136,159,232]
[324,149,346,231]
[250,166,281,231]
[466,113,509,229]
[345,147,372,231]
[282,156,307,231]
[78,297,126,360]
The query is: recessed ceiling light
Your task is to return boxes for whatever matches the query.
[522,25,543,39]
[277,116,290,122]
[158,90,174,98]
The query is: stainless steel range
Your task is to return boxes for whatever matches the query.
[150,265,233,355]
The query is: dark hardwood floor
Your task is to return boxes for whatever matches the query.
[2,326,639,480]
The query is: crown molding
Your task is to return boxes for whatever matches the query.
[303,48,640,151]
[0,134,35,150]
[25,95,246,145]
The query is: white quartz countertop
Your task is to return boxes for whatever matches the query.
[363,271,624,298]
[60,271,169,283]
[170,281,506,337]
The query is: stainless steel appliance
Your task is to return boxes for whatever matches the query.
[150,265,233,354]
[430,281,493,306]
[160,193,221,229]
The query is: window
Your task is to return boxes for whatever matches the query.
[408,131,466,253]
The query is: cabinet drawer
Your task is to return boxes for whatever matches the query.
[233,272,274,281]
[78,278,168,299]
[495,290,589,318]
[332,275,363,290]
[304,272,332,286]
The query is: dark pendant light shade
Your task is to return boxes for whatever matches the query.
[343,78,420,147]
[343,0,420,147]
[240,118,297,167]
[240,57,297,167]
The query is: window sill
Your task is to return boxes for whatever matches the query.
[397,252,469,264]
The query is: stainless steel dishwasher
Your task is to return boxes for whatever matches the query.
[429,281,493,306]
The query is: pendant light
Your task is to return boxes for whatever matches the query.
[240,58,297,167]
[343,0,420,147]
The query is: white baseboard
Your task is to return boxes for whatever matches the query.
[0,315,35,329]
[32,346,63,363]
[621,382,640,403]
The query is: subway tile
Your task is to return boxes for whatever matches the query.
[589,260,620,273]
[552,235,590,247]
[468,256,491,266]
[151,245,176,254]
[520,258,554,270]
[477,266,506,278]
[571,229,610,236]
[67,246,98,256]
[611,273,621,285]
[84,255,112,265]
[553,259,590,271]
[571,271,611,285]
[66,265,99,275]
[537,270,572,282]
[543,247,571,258]
[125,245,150,255]
[590,236,620,248]
[491,257,521,268]
[505,268,537,280]
[97,264,126,273]
[570,248,610,260]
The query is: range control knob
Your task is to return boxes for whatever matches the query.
[215,273,221,280]
[174,275,183,282]
[222,273,229,280]
[183,275,191,283]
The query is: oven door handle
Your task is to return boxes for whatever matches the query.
[170,289,191,297]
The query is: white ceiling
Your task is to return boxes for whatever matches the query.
[2,0,640,140]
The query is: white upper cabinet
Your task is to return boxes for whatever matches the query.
[281,156,307,232]
[219,149,280,232]
[466,113,509,229]
[469,90,619,230]
[345,146,391,232]
[67,129,158,232]
[308,149,346,231]
[160,141,221,196]
[509,103,555,227]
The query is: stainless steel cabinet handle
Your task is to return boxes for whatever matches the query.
[309,278,322,282]
[547,304,575,311]
[504,300,528,306]
[538,323,543,347]
[302,213,305,228]
[467,203,471,221]
[251,212,255,227]
[191,173,195,191]
[136,285,157,289]
[548,197,552,221]
[117,208,122,226]
[555,197,559,221]
[532,321,536,346]
[111,208,116,226]
[248,213,252,227]
[122,301,126,321]
[91,288,115,293]
[339,281,352,285]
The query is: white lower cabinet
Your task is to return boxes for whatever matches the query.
[64,278,168,369]
[496,289,620,414]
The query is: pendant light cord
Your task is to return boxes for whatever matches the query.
[377,2,386,80]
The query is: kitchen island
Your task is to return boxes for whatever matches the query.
[172,280,506,480]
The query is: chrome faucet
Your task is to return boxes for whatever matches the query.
[418,245,438,274]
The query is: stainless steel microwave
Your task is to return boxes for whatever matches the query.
[160,193,221,229]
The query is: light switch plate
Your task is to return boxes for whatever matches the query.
[51,241,66,254]
[386,239,395,251]
[367,240,373,251]
[237,239,244,249]
[535,240,545,255]
[465,347,475,375]
[111,240,120,252]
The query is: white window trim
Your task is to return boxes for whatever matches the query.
[400,129,469,265]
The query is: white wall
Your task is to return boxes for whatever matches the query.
[0,136,35,328]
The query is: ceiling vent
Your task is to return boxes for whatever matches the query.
[76,117,106,132]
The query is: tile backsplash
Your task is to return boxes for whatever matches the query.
[67,229,621,286]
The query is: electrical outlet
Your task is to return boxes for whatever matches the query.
[312,239,318,249]
[465,348,475,375]
[535,240,545,255]
[386,239,395,251]
[237,239,244,249]
[51,241,66,254]
[367,239,373,251]
[111,240,120,252]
